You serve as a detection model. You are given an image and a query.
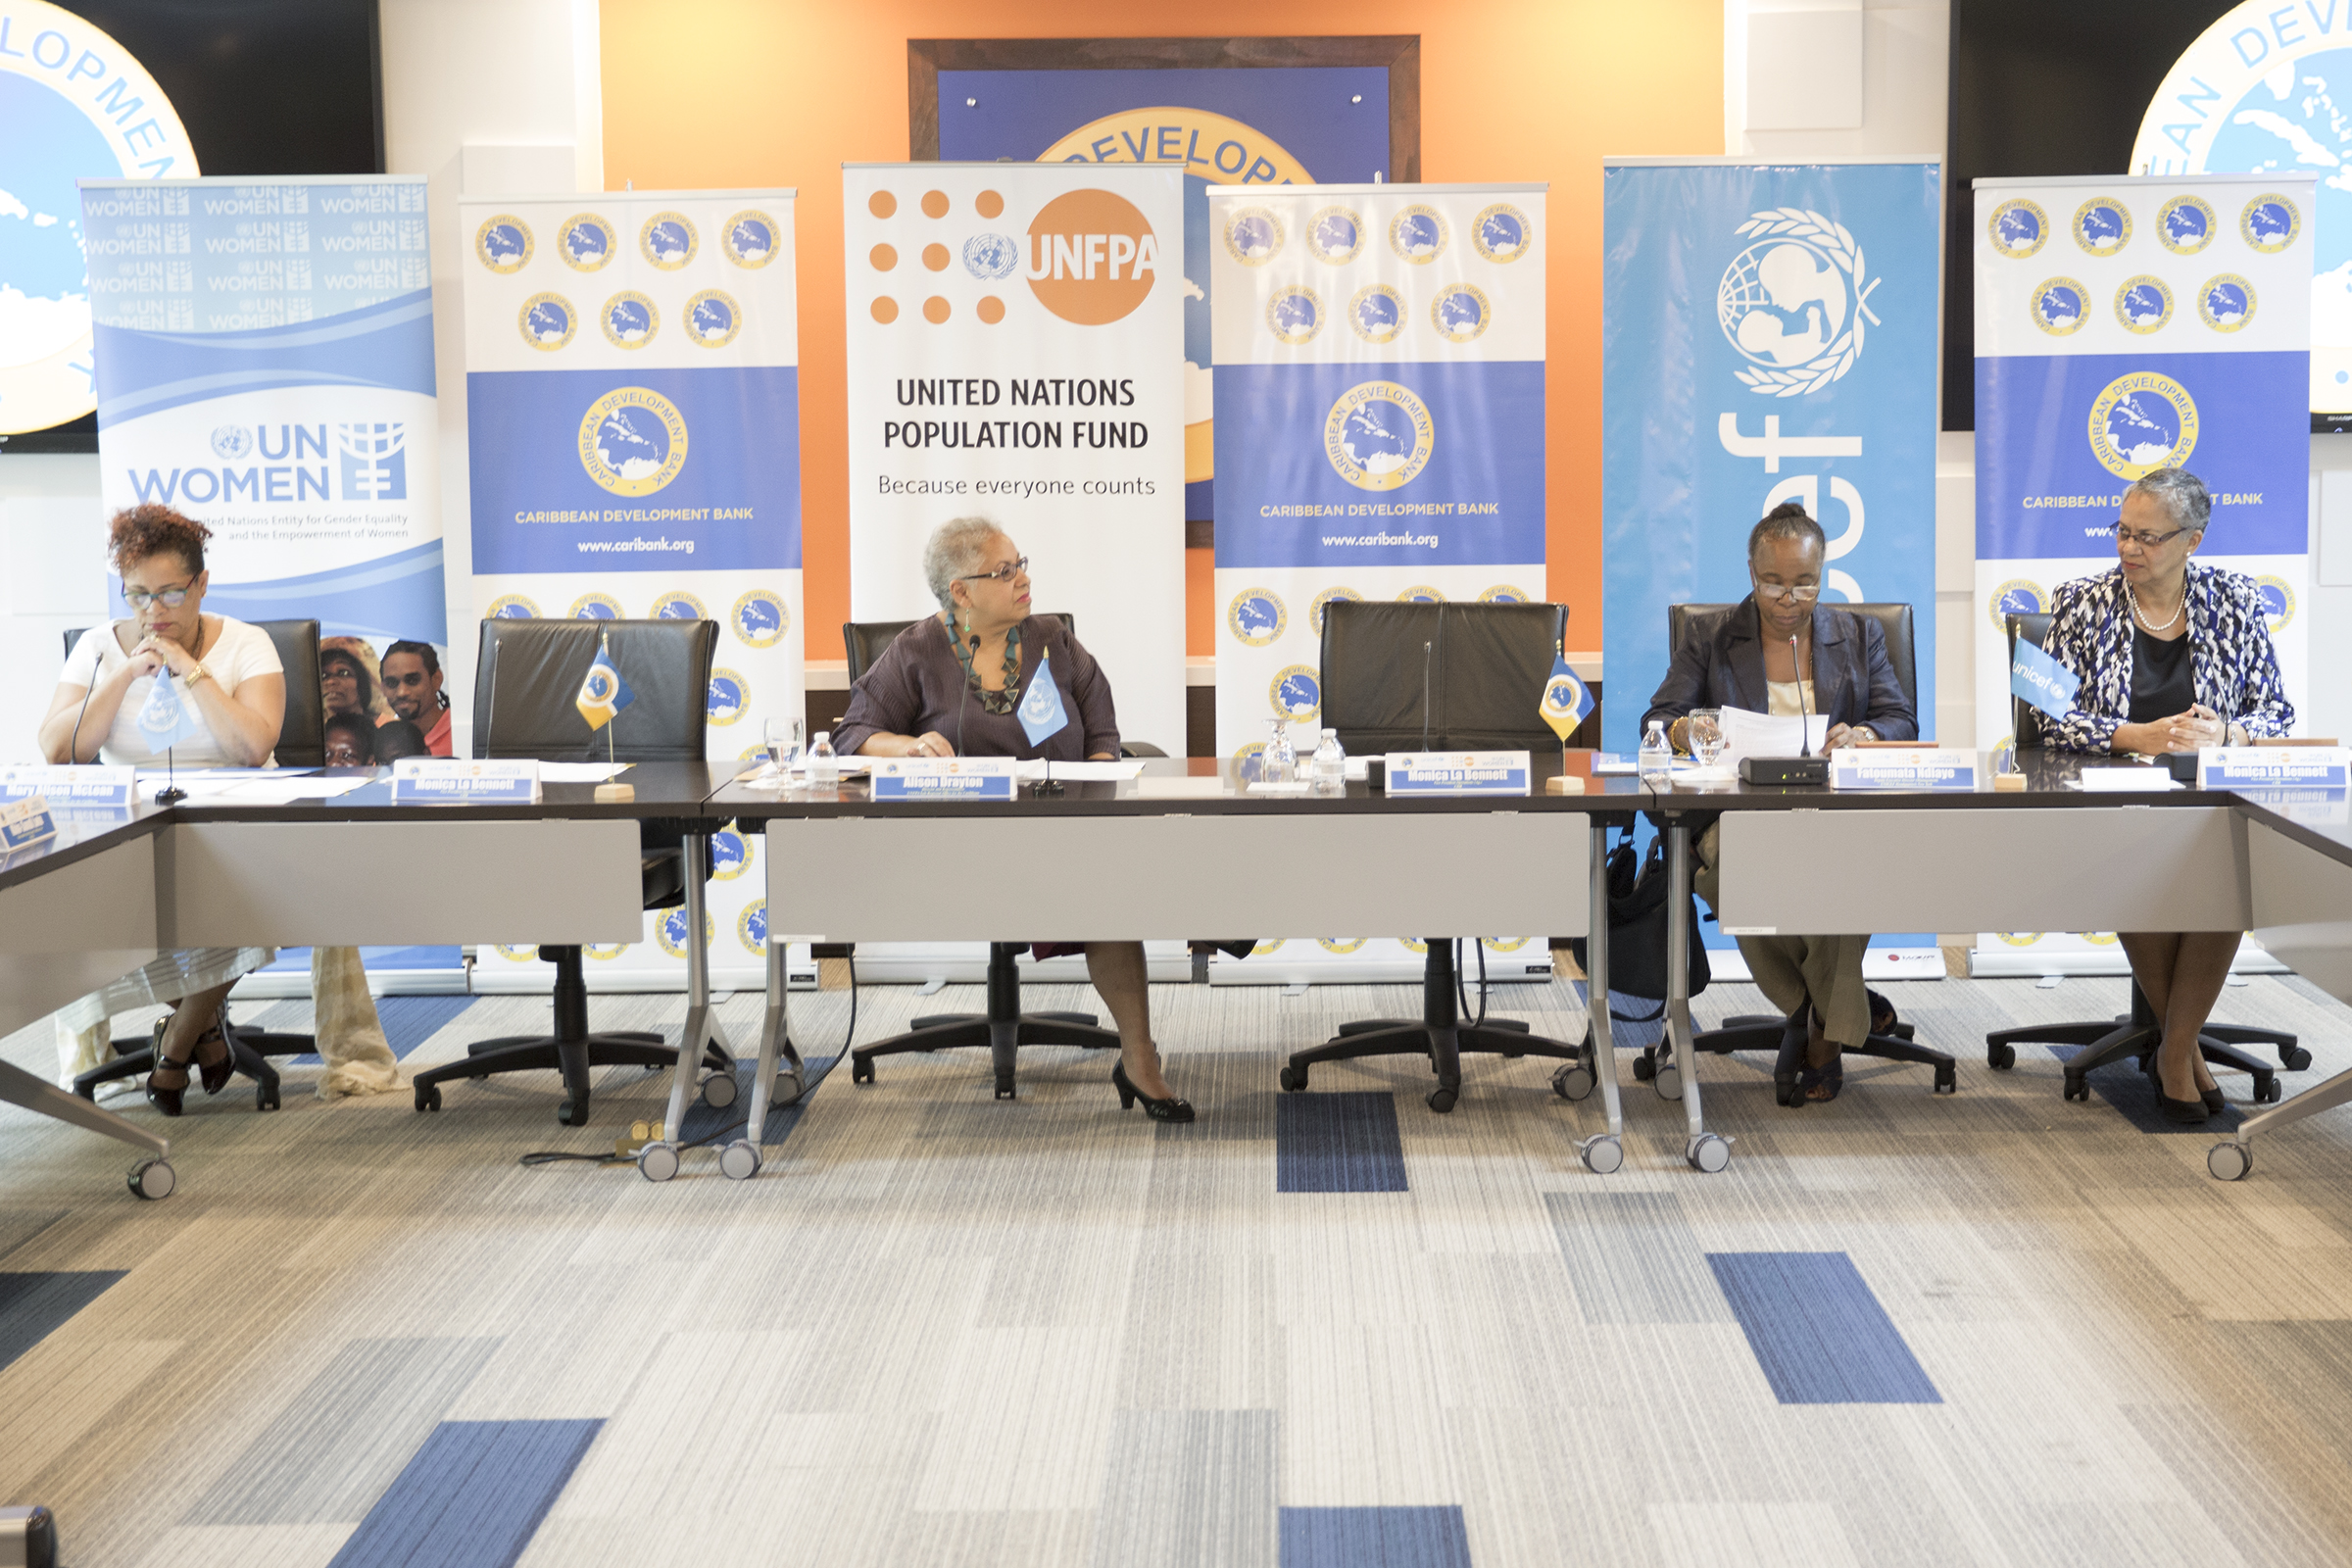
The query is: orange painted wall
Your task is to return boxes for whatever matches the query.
[601,0,1725,660]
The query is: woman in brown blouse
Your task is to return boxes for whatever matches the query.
[834,516,1191,1121]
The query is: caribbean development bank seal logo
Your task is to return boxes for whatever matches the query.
[2200,274,2255,331]
[578,387,688,497]
[1719,209,1879,396]
[1269,664,1320,719]
[686,289,741,348]
[641,212,698,269]
[738,900,768,956]
[487,593,539,619]
[1325,381,1434,492]
[2114,275,2173,333]
[1390,205,1447,264]
[601,290,659,349]
[652,589,707,620]
[1987,198,2048,258]
[722,209,779,268]
[1267,285,1323,345]
[1307,206,1363,264]
[2243,194,2299,253]
[2032,277,2089,336]
[519,293,576,351]
[658,907,713,960]
[1227,587,1287,648]
[1317,939,1367,955]
[707,670,749,725]
[558,213,615,270]
[1432,284,1491,343]
[2087,371,2198,480]
[1309,587,1363,633]
[2158,195,2216,254]
[731,589,788,647]
[1223,207,1284,265]
[2074,197,2132,254]
[1474,203,1531,262]
[570,592,621,619]
[1349,284,1404,344]
[1987,578,2046,632]
[2257,574,2296,632]
[474,215,531,271]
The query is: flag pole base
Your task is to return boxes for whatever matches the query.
[595,782,636,803]
[1544,775,1586,795]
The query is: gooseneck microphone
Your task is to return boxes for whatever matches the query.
[954,616,980,761]
[1790,634,1813,757]
[1420,639,1435,752]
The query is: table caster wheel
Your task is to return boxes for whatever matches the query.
[415,1084,441,1112]
[1774,1075,1801,1107]
[1687,1133,1731,1173]
[718,1139,761,1181]
[700,1069,738,1108]
[1653,1064,1682,1102]
[2259,1076,2283,1103]
[559,1097,590,1127]
[637,1142,680,1183]
[852,1058,875,1086]
[1934,1065,1957,1095]
[1426,1087,1458,1113]
[1579,1135,1624,1175]
[2207,1141,2252,1181]
[1633,1051,1657,1082]
[994,1077,1016,1101]
[2063,1078,2089,1103]
[774,1073,807,1108]
[2283,1045,2313,1072]
[1554,1064,1595,1102]
[1279,1065,1307,1092]
[127,1156,175,1200]
[257,1083,280,1111]
[1987,1042,2016,1070]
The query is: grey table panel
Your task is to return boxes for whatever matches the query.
[158,820,646,947]
[1715,806,2250,934]
[0,838,161,1040]
[2249,822,2352,1006]
[765,811,1590,941]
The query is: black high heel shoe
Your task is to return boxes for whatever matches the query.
[192,1019,234,1096]
[145,1051,191,1116]
[1111,1060,1195,1123]
[2200,1084,2227,1115]
[2143,1050,2216,1123]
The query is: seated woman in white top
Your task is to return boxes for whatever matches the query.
[38,505,287,1113]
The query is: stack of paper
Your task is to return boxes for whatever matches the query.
[1716,706,1830,762]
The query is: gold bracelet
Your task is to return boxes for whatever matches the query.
[183,662,210,687]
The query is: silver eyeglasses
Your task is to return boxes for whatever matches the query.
[1751,579,1821,604]
[958,556,1030,584]
[122,581,195,610]
[2114,520,2192,550]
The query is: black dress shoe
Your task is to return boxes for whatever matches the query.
[2154,1085,2211,1124]
[2200,1084,2227,1115]
[1111,1061,1195,1123]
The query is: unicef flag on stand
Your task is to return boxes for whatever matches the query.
[1017,652,1071,747]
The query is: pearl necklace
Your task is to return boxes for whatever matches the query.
[2126,578,2183,633]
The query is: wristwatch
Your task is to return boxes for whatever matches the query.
[1850,725,1876,744]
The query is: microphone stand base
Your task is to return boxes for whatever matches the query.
[153,787,186,805]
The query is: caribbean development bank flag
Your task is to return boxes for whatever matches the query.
[576,641,635,731]
[1540,654,1592,742]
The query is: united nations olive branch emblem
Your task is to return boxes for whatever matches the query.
[1727,208,1881,398]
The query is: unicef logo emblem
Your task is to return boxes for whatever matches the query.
[1389,205,1447,264]
[640,212,698,270]
[685,289,741,349]
[962,232,1018,279]
[1269,664,1321,719]
[1266,285,1323,346]
[474,215,532,272]
[2158,195,2216,254]
[1718,209,1880,396]
[652,589,707,621]
[2073,197,2132,254]
[1987,579,2045,631]
[1307,206,1363,264]
[1226,588,1288,648]
[722,209,779,269]
[569,592,621,619]
[518,292,576,351]
[2257,574,2296,631]
[657,907,712,961]
[558,214,615,270]
[1223,208,1284,265]
[210,425,253,460]
[1987,198,2048,258]
[1431,284,1491,344]
[707,668,749,726]
[1349,284,1404,344]
[2199,274,2255,332]
[2087,371,2198,480]
[601,290,659,349]
[487,593,539,619]
[1473,202,1531,263]
[577,387,689,497]
[731,589,788,647]
[738,900,768,956]
[2114,275,2173,333]
[2032,278,2088,336]
[2242,195,2300,253]
[1309,587,1362,633]
[1324,380,1434,492]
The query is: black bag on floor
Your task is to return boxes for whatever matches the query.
[1566,828,1709,1020]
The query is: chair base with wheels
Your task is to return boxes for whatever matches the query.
[74,1012,299,1113]
[1683,1010,1956,1104]
[1280,939,1585,1113]
[1984,978,2287,1103]
[849,942,1122,1100]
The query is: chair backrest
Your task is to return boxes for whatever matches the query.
[473,617,715,761]
[2005,612,2055,748]
[1665,601,1918,713]
[1318,600,1568,755]
[843,612,1077,681]
[64,619,321,764]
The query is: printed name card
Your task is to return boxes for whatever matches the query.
[1383,752,1532,797]
[0,795,58,851]
[1829,748,1979,792]
[2197,746,2351,789]
[0,765,135,807]
[392,759,542,805]
[870,757,1016,802]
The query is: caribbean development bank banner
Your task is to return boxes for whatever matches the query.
[81,175,444,649]
[1209,183,1547,761]
[844,163,1186,754]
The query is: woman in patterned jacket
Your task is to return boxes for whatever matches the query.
[2040,466,2293,1124]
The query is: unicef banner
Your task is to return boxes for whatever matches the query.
[80,174,446,658]
[1208,183,1547,763]
[843,163,1186,754]
[1601,160,1941,755]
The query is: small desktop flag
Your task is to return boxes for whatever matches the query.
[1017,652,1071,745]
[1540,654,1593,742]
[2010,636,2080,722]
[576,638,636,731]
[136,668,203,753]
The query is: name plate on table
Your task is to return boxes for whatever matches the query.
[1383,752,1532,796]
[2197,746,2351,789]
[1829,748,1978,791]
[0,765,135,807]
[870,757,1016,802]
[391,759,541,805]
[0,795,57,850]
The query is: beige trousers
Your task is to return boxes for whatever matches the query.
[1692,820,1873,1050]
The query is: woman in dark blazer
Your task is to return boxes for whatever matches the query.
[1642,502,1918,1102]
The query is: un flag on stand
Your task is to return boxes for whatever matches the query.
[1018,653,1071,746]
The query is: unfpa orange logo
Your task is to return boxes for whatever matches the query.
[1025,190,1159,325]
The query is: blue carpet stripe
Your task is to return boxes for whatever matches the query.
[2047,1045,2247,1133]
[1276,1092,1406,1193]
[0,1272,127,1374]
[327,1418,601,1568]
[1281,1506,1472,1567]
[1705,1252,1941,1405]
[294,995,479,1066]
[677,1055,840,1148]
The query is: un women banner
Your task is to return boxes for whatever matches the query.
[1601,160,1940,753]
[81,175,445,655]
[1208,182,1547,761]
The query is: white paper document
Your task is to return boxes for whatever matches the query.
[222,776,377,802]
[538,762,634,782]
[1716,706,1830,761]
[1015,760,1147,781]
[2079,767,2181,792]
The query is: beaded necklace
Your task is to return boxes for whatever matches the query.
[949,617,1023,715]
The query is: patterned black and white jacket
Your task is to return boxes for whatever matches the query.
[2040,563,2293,753]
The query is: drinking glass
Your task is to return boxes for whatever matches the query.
[764,716,803,776]
[1688,709,1725,769]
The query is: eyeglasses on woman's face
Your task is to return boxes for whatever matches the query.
[2114,520,2193,551]
[122,580,196,610]
[1750,575,1821,604]
[958,555,1030,585]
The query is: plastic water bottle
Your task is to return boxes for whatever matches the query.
[808,730,838,786]
[1262,716,1295,784]
[1639,719,1672,786]
[1312,727,1346,790]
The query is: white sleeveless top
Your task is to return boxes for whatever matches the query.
[60,617,282,766]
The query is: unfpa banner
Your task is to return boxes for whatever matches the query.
[80,176,445,653]
[1972,174,2312,751]
[1601,160,1940,752]
[843,164,1186,754]
[1208,183,1547,760]
[459,189,802,766]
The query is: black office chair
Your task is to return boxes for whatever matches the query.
[1983,612,2296,1102]
[1654,601,1958,1102]
[71,619,328,1112]
[409,617,735,1125]
[1277,600,1589,1113]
